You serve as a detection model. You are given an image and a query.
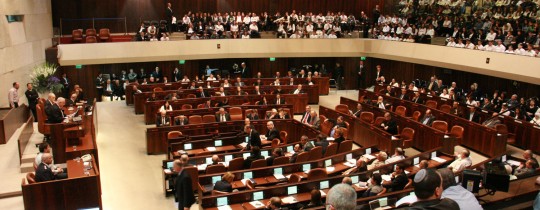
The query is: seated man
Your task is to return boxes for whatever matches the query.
[265,121,280,141]
[66,93,78,107]
[266,108,279,119]
[517,150,538,170]
[234,77,245,87]
[213,172,234,193]
[361,173,384,197]
[380,112,398,135]
[277,108,290,119]
[482,112,502,128]
[307,111,321,130]
[215,108,231,122]
[274,94,286,105]
[291,84,304,94]
[386,147,406,164]
[419,109,436,126]
[210,155,221,166]
[235,86,247,95]
[46,97,66,124]
[266,148,283,166]
[289,144,302,163]
[438,168,483,210]
[35,153,67,182]
[175,115,189,125]
[265,197,284,210]
[314,134,329,155]
[367,151,388,170]
[382,163,408,191]
[447,148,472,174]
[156,110,170,127]
[514,159,538,179]
[406,169,459,209]
[196,86,209,98]
[350,103,363,117]
[342,159,367,175]
[243,146,264,169]
[300,135,314,152]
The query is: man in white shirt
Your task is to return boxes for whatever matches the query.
[289,31,301,39]
[385,147,406,164]
[447,148,472,174]
[494,39,506,52]
[8,82,20,108]
[327,31,338,39]
[438,168,483,210]
[249,22,258,32]
[484,41,496,51]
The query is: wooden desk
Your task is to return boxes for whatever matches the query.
[0,104,29,144]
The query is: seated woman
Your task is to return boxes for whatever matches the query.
[361,173,385,197]
[213,172,235,193]
[159,100,173,112]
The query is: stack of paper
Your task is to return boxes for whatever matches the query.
[431,157,446,163]
[506,160,521,166]
[207,147,216,151]
[197,164,208,171]
[249,201,264,207]
[355,181,368,188]
[381,174,392,182]
[282,196,297,204]
[260,135,267,140]
[344,161,356,167]
[274,174,286,180]
[163,169,172,174]
[363,154,376,160]
[325,167,335,172]
[239,142,248,148]
[217,205,232,210]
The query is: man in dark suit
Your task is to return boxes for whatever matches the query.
[175,115,189,125]
[215,108,231,122]
[234,77,245,87]
[95,74,104,100]
[151,67,162,82]
[165,3,174,33]
[266,148,283,166]
[334,128,346,144]
[61,73,70,98]
[25,83,39,121]
[35,153,66,182]
[172,67,182,82]
[380,112,398,135]
[450,102,463,117]
[243,146,264,168]
[103,79,115,101]
[419,109,436,126]
[265,121,280,141]
[240,62,250,78]
[357,61,366,89]
[46,98,66,124]
[253,79,263,87]
[300,106,312,124]
[196,86,209,98]
[156,110,170,127]
[66,93,77,107]
[291,84,305,94]
[307,111,321,130]
[275,94,286,105]
[253,86,264,95]
[314,134,329,155]
[374,65,383,85]
[245,125,261,150]
[173,159,195,210]
[427,76,439,92]
[466,106,480,123]
[382,163,408,191]
[397,88,408,100]
[410,92,424,104]
[350,103,363,118]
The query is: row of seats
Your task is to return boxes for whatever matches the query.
[72,28,110,43]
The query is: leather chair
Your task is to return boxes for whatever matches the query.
[167,131,182,139]
[324,143,338,157]
[319,115,327,124]
[272,156,290,165]
[360,112,374,123]
[85,28,97,37]
[206,164,226,174]
[412,111,422,121]
[440,104,452,113]
[374,117,385,126]
[250,159,267,169]
[229,107,243,120]
[85,36,97,43]
[288,174,302,183]
[212,190,228,195]
[307,168,327,181]
[181,104,192,110]
[432,120,449,133]
[425,100,438,109]
[99,28,110,42]
[186,94,196,98]
[401,127,415,148]
[270,139,280,148]
[280,131,288,144]
[395,106,407,116]
[495,124,516,144]
[308,146,323,160]
[335,104,350,115]
[448,125,464,140]
[320,120,334,136]
[228,157,244,171]
[72,29,83,42]
[36,104,50,136]
[183,166,199,192]
[26,173,36,184]
[188,115,202,124]
[153,87,163,92]
[337,140,353,154]
[295,152,310,163]
[197,104,205,109]
[202,115,216,123]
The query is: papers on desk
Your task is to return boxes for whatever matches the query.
[325,166,335,172]
[218,162,229,167]
[363,154,376,160]
[241,179,248,185]
[274,174,286,180]
[431,157,446,163]
[217,205,232,210]
[391,136,398,140]
[381,174,392,182]
[207,147,217,152]
[355,181,368,188]
[239,142,248,148]
[197,164,208,171]
[509,175,518,181]
[506,160,521,167]
[327,137,335,141]
[282,196,297,204]
[260,135,267,140]
[344,161,356,167]
[444,135,450,138]
[249,201,265,208]
[163,169,172,174]
[320,190,327,197]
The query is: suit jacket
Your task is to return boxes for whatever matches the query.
[481,103,494,111]
[275,98,286,105]
[247,130,262,150]
[266,129,280,141]
[66,99,77,107]
[215,113,231,122]
[390,172,408,191]
[247,113,259,120]
[35,163,55,182]
[47,104,64,123]
[419,115,436,126]
[196,91,209,98]
[213,180,233,192]
[411,96,424,104]
[352,109,363,118]
[290,89,304,94]
[156,115,170,127]
[466,112,480,123]
[427,82,439,92]
[25,89,39,108]
[450,107,463,117]
[315,140,329,155]
[384,119,398,135]
[175,118,189,126]
[172,71,182,82]
[300,112,311,123]
[308,117,321,130]
[235,82,245,87]
[175,170,195,210]
[334,136,345,145]
[240,67,250,78]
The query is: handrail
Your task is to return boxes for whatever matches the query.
[60,17,128,37]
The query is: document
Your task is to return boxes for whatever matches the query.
[239,142,248,148]
[282,196,297,204]
[325,167,335,172]
[431,157,446,163]
[217,205,232,210]
[206,147,216,151]
[274,174,286,180]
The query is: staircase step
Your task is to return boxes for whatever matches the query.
[20,162,34,173]
[21,154,36,164]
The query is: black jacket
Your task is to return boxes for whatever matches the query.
[213,180,233,192]
[384,119,398,135]
[156,115,170,127]
[247,130,262,150]
[47,104,64,124]
[25,89,39,108]
[266,129,280,141]
[175,170,195,210]
[35,163,55,182]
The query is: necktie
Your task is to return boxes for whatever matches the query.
[162,118,165,125]
[222,115,226,122]
[202,92,205,97]
[303,113,309,123]
[277,99,280,104]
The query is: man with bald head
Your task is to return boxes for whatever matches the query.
[173,158,195,210]
[35,153,67,182]
[215,108,231,122]
[265,121,280,141]
[419,109,436,126]
[47,97,66,123]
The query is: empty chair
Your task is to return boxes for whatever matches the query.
[295,152,310,163]
[153,87,163,92]
[395,106,407,116]
[272,156,290,165]
[183,166,199,192]
[449,125,464,139]
[229,107,243,120]
[85,28,97,37]
[341,128,349,139]
[360,112,374,123]
[439,104,452,113]
[308,146,323,160]
[270,139,280,148]
[250,159,267,169]
[412,111,421,121]
[227,157,244,171]
[320,120,334,136]
[202,115,216,123]
[280,131,288,144]
[99,28,110,42]
[167,131,183,139]
[36,104,50,136]
[431,120,448,133]
[425,100,437,109]
[319,115,327,124]
[335,104,350,115]
[26,173,36,184]
[72,29,83,42]
[374,117,385,126]
[307,168,328,181]
[188,115,202,124]
[197,104,206,109]
[85,36,97,43]
[337,140,353,154]
[206,164,226,174]
[181,104,192,110]
[288,174,302,183]
[186,94,196,98]
[324,143,339,157]
[401,127,415,148]
[495,124,516,144]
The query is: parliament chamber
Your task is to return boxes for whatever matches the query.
[2,0,540,210]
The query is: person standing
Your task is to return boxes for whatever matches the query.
[25,83,39,121]
[173,159,195,210]
[8,82,20,108]
[357,61,365,89]
[335,63,344,90]
[166,3,174,34]
[95,74,104,101]
[61,73,70,98]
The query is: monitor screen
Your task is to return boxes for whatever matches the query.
[351,176,359,184]
[379,197,388,207]
[215,140,223,147]
[262,151,269,157]
[431,151,437,159]
[346,154,353,161]
[224,155,233,163]
[320,180,329,189]
[287,186,297,195]
[303,164,311,172]
[245,136,249,143]
[212,176,221,184]
[167,161,173,169]
[501,155,507,162]
[244,172,253,179]
[287,146,293,152]
[253,191,264,201]
[413,157,420,165]
[274,168,283,175]
[310,140,315,145]
[184,143,192,150]
[366,148,372,155]
[217,197,228,206]
[206,157,213,165]
[325,159,332,167]
[243,153,250,159]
